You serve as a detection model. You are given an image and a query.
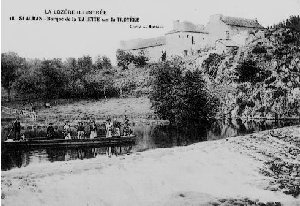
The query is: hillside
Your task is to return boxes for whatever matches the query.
[198,28,300,119]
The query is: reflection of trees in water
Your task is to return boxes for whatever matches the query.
[1,149,29,170]
[208,119,300,140]
[151,125,207,148]
[45,145,134,162]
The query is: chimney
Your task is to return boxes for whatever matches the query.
[173,20,180,30]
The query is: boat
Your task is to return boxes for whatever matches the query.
[2,135,136,149]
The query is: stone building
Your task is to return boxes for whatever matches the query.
[119,36,166,62]
[165,20,209,57]
[119,14,264,61]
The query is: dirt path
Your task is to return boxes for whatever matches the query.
[1,126,300,206]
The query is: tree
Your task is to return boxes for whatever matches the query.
[116,49,149,69]
[94,55,113,73]
[39,59,65,98]
[150,60,219,127]
[77,55,93,76]
[14,62,45,96]
[1,52,26,101]
[133,50,149,67]
[116,49,134,70]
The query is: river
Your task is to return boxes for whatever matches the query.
[1,118,299,171]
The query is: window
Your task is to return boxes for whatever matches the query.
[187,35,189,38]
[179,35,180,38]
[184,50,188,56]
[226,31,230,39]
[192,36,195,44]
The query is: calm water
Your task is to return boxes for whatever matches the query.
[2,119,299,171]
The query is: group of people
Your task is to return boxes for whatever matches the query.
[8,116,132,141]
[50,116,132,140]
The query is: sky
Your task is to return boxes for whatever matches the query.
[1,0,300,64]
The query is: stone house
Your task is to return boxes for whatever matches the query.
[119,36,166,62]
[165,20,209,57]
[119,14,264,61]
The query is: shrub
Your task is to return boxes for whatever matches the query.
[235,60,262,83]
[252,45,267,54]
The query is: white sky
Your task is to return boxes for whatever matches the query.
[1,0,300,64]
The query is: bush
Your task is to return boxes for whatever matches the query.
[235,60,262,83]
[202,53,223,78]
[252,45,267,54]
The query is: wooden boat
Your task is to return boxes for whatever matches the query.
[2,135,136,149]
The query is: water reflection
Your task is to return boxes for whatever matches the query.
[208,119,300,140]
[2,119,299,171]
[1,145,133,171]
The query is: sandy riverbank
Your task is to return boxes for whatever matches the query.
[1,126,300,206]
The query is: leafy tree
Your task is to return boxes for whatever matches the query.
[94,56,111,70]
[272,15,300,32]
[1,52,26,101]
[14,63,45,95]
[39,59,65,98]
[150,60,219,127]
[77,55,93,76]
[133,50,149,67]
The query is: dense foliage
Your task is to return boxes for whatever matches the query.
[1,52,26,100]
[150,60,219,127]
[2,53,119,100]
[270,15,300,32]
[235,60,263,83]
[116,49,149,70]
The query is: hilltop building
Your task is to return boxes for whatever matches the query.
[119,14,265,62]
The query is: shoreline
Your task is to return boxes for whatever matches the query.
[1,125,300,205]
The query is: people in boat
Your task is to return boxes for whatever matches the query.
[77,122,85,139]
[12,118,21,140]
[89,120,97,139]
[47,123,55,139]
[113,119,121,137]
[123,115,132,136]
[63,122,71,140]
[105,118,113,138]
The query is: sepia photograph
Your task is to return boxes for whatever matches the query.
[1,0,300,205]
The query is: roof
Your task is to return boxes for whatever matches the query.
[221,16,264,29]
[216,39,239,47]
[120,36,166,50]
[166,30,208,35]
[166,21,208,35]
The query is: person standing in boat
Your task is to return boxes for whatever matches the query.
[63,122,71,140]
[77,122,85,139]
[123,115,131,136]
[47,123,55,139]
[12,118,21,140]
[89,120,97,139]
[113,119,121,137]
[105,118,113,138]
